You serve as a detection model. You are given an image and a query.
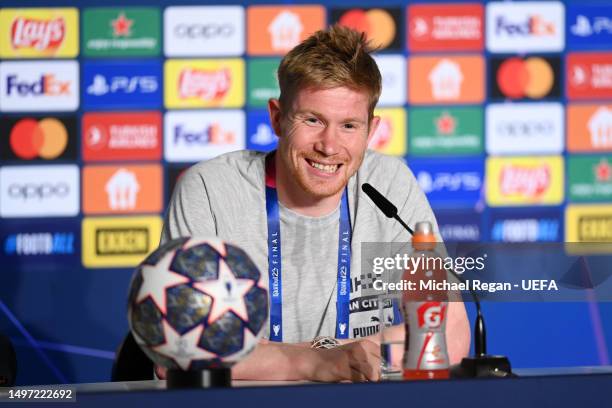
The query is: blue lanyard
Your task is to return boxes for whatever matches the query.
[265,155,352,342]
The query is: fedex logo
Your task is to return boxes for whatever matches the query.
[495,15,555,36]
[486,2,564,52]
[0,61,78,111]
[6,74,70,96]
[82,60,162,109]
[164,110,244,162]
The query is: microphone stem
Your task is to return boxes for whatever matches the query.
[393,215,414,236]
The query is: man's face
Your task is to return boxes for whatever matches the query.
[269,86,380,199]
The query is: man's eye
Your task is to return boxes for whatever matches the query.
[343,123,357,130]
[305,117,319,125]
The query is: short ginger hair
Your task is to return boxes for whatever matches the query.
[277,25,382,120]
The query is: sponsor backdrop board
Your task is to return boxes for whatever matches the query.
[1,0,612,387]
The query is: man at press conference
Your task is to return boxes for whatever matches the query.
[161,25,470,382]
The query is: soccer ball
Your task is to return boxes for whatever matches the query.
[127,237,268,370]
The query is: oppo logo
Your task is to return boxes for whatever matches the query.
[8,183,69,200]
[174,24,234,38]
[496,120,555,137]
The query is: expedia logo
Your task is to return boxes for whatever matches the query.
[95,228,149,256]
[578,216,612,241]
[175,24,233,38]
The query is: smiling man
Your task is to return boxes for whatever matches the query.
[162,25,470,382]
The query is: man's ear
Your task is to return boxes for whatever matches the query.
[268,98,283,137]
[366,115,381,146]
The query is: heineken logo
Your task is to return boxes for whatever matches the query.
[435,111,456,135]
[111,13,133,37]
[595,159,612,182]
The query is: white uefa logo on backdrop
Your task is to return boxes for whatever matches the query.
[0,61,79,112]
[374,55,406,106]
[164,110,245,162]
[0,165,79,218]
[164,6,245,57]
[486,103,564,155]
[486,2,565,53]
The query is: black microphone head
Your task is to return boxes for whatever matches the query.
[361,183,397,218]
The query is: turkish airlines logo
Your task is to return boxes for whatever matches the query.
[0,165,79,217]
[0,61,78,112]
[486,2,564,52]
[82,112,161,162]
[408,4,483,51]
[82,165,162,215]
[567,53,612,100]
[500,165,551,198]
[178,68,230,101]
[11,17,65,51]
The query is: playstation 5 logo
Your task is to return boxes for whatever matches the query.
[251,124,276,146]
[86,74,158,96]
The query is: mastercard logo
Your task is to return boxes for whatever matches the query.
[338,8,397,49]
[9,118,68,160]
[496,57,554,99]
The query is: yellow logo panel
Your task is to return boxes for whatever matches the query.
[566,205,612,242]
[164,59,244,108]
[369,108,406,156]
[486,156,564,206]
[0,8,79,58]
[82,216,163,268]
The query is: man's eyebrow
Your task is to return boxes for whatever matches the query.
[294,109,366,124]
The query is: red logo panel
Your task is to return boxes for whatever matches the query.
[567,52,612,100]
[82,112,162,162]
[407,4,483,52]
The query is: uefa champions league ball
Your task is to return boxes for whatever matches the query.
[127,237,268,370]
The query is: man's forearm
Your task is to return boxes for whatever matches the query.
[231,340,314,381]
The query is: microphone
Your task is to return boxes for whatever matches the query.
[361,183,513,378]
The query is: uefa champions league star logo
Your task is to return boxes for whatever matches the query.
[339,323,347,336]
[273,324,280,337]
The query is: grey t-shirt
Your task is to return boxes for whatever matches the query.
[162,149,439,343]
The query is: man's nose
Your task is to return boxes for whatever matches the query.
[314,126,339,156]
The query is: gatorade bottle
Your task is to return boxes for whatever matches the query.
[402,221,450,380]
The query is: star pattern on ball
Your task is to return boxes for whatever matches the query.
[193,259,254,324]
[136,252,190,315]
[153,320,216,370]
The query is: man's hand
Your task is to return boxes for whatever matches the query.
[304,339,380,382]
[155,339,381,382]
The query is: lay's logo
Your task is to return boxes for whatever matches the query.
[0,8,78,58]
[486,156,563,206]
[499,165,550,198]
[165,59,244,108]
[11,17,65,51]
[178,67,230,101]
